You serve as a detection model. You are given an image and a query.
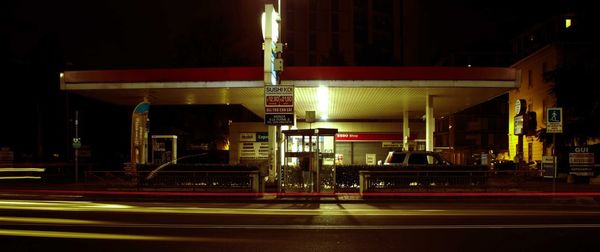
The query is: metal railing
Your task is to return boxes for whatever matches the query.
[359,170,488,193]
[139,170,261,192]
[84,169,261,192]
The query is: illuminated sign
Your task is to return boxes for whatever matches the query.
[265,85,294,125]
[546,107,562,133]
[514,115,524,135]
[515,99,526,115]
[336,133,405,142]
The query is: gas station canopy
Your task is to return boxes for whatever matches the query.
[61,66,518,121]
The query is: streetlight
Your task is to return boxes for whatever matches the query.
[261,4,281,85]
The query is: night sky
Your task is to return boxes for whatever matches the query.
[4,0,583,69]
[0,0,590,163]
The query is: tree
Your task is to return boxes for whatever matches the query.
[538,45,600,146]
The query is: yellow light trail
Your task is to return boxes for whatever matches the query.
[1,199,600,217]
[0,216,111,225]
[0,229,216,241]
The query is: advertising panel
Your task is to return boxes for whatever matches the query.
[569,147,595,176]
[264,85,294,125]
[130,101,150,175]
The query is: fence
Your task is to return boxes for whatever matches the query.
[359,170,488,194]
[85,165,261,192]
[139,170,260,192]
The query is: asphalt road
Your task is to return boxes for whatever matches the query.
[1,194,600,251]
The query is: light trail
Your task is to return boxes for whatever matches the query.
[0,228,252,242]
[1,199,600,216]
[2,216,600,230]
[2,189,600,197]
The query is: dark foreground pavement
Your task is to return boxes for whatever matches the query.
[1,195,600,252]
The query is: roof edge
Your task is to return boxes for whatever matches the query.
[63,66,517,84]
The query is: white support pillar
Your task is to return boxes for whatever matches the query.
[403,108,410,151]
[426,95,435,151]
[268,125,277,183]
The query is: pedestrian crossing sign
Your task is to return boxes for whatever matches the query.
[546,108,562,133]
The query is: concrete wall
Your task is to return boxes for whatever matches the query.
[229,121,426,164]
[509,45,558,162]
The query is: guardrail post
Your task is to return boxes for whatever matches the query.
[251,173,260,193]
[359,172,367,195]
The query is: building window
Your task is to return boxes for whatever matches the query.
[565,18,572,28]
[309,53,317,65]
[286,15,295,31]
[542,62,547,74]
[332,0,339,12]
[286,32,295,50]
[527,70,533,89]
[528,142,533,162]
[332,33,340,51]
[309,32,316,51]
[541,62,548,82]
[309,13,317,31]
[309,0,317,11]
[331,13,339,32]
[286,53,295,66]
[542,99,547,123]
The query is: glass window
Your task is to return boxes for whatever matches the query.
[309,53,317,65]
[309,0,317,11]
[408,154,427,165]
[389,153,406,163]
[332,33,340,51]
[332,0,339,12]
[309,13,317,30]
[528,142,533,162]
[426,154,443,165]
[309,32,316,50]
[331,13,339,32]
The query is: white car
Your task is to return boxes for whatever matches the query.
[383,151,452,166]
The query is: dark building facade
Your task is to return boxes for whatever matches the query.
[281,0,406,66]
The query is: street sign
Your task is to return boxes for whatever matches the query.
[382,142,403,148]
[72,137,81,149]
[542,156,557,178]
[546,107,562,133]
[265,114,294,125]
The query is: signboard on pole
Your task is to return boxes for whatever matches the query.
[130,101,150,175]
[546,107,563,133]
[264,85,294,125]
[514,115,524,135]
[569,147,594,176]
[542,156,557,178]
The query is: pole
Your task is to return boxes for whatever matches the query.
[75,110,79,183]
[316,131,320,193]
[552,133,557,193]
